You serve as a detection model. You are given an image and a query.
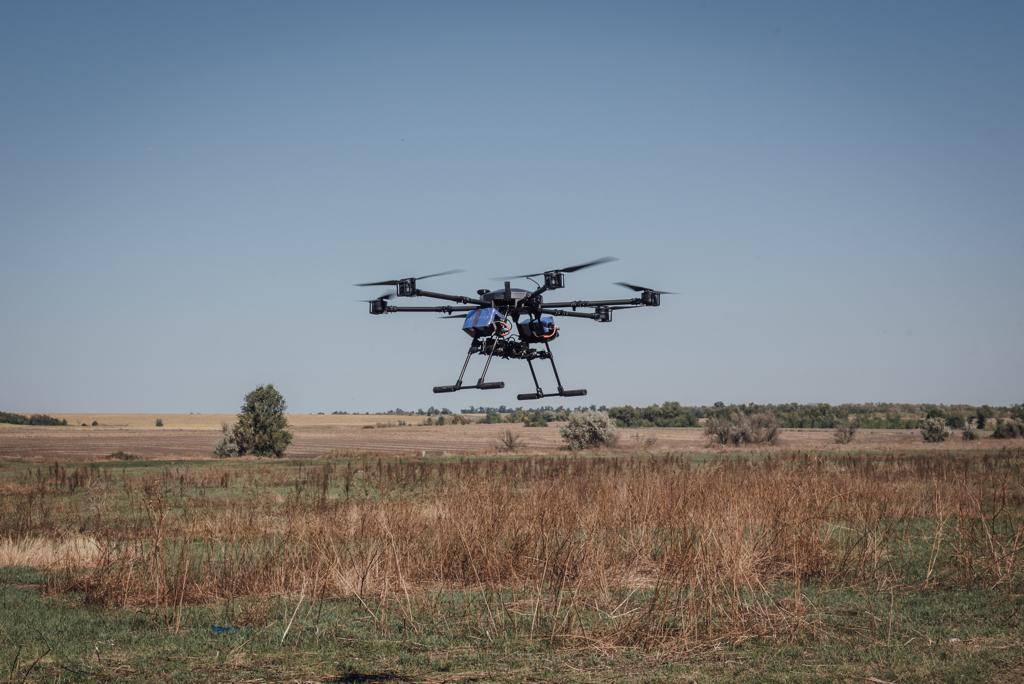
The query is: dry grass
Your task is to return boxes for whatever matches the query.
[0,420,1007,462]
[2,449,1018,650]
[0,535,100,568]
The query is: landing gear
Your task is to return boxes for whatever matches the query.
[432,339,507,393]
[515,342,587,401]
[433,320,585,398]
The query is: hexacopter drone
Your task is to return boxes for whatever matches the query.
[357,257,672,400]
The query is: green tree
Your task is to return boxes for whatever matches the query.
[232,384,293,457]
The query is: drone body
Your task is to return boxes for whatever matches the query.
[357,258,672,400]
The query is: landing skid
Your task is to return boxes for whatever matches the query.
[516,389,587,401]
[517,343,586,400]
[432,381,504,393]
[432,338,586,399]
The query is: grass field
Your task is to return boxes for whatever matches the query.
[42,413,430,429]
[0,414,1004,461]
[0,426,1022,681]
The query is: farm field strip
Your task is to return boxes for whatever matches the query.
[0,419,1004,461]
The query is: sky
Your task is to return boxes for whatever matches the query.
[1,1,1022,413]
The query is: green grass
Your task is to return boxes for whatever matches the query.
[1,566,1021,682]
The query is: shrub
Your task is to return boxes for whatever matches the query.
[91,420,99,427]
[705,412,779,446]
[962,426,979,441]
[560,411,618,450]
[230,384,293,457]
[920,418,950,443]
[106,451,139,461]
[945,414,966,429]
[154,418,164,427]
[524,416,548,428]
[214,423,240,458]
[496,429,523,452]
[991,420,1024,440]
[833,422,857,444]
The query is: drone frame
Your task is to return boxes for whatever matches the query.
[359,260,666,400]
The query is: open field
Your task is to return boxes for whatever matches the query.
[0,434,1022,681]
[40,413,430,430]
[0,414,1009,461]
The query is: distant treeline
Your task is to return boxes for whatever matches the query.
[461,402,1023,429]
[0,411,68,426]
[327,402,1024,430]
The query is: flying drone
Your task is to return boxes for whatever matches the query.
[357,257,672,400]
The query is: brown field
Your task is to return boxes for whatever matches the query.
[0,414,1003,461]
[1,417,1022,681]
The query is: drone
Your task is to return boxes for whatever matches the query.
[357,257,672,400]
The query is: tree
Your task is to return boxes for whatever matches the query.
[232,384,293,457]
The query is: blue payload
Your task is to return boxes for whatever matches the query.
[463,308,499,338]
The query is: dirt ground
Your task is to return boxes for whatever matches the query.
[0,414,1002,461]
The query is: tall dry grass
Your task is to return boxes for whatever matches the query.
[2,450,1021,648]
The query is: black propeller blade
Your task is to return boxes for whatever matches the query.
[502,256,618,279]
[355,269,464,287]
[615,282,677,295]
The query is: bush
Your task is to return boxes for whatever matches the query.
[106,451,139,461]
[154,418,164,427]
[214,423,240,457]
[962,426,979,441]
[230,384,293,457]
[705,412,779,446]
[91,420,99,427]
[991,420,1024,440]
[560,411,618,450]
[833,422,857,444]
[524,416,548,428]
[496,429,523,452]
[920,418,950,443]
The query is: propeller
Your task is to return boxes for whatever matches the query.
[355,269,464,287]
[501,256,618,279]
[615,282,677,295]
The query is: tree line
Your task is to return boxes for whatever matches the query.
[432,402,1024,430]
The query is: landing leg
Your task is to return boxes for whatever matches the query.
[517,345,587,400]
[527,357,543,396]
[544,341,565,394]
[434,341,487,393]
[475,339,504,390]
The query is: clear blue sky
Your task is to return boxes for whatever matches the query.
[2,1,1022,412]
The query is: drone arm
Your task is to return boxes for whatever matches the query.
[385,305,478,313]
[541,298,642,308]
[412,289,488,306]
[539,308,603,320]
